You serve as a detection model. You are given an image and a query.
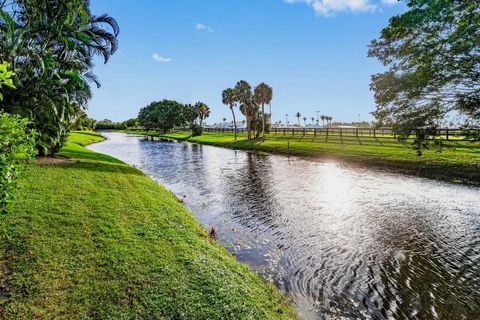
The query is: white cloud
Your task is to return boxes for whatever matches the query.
[196,22,214,33]
[382,0,398,5]
[152,53,172,63]
[284,0,398,16]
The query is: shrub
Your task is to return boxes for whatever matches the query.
[0,112,36,213]
[191,124,204,137]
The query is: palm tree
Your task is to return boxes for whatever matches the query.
[295,112,301,126]
[222,88,238,140]
[311,117,315,125]
[195,102,210,126]
[328,116,333,125]
[303,117,307,126]
[253,82,273,139]
[321,115,326,126]
[234,80,255,140]
[0,0,119,155]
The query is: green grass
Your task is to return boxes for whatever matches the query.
[126,130,480,184]
[0,131,297,319]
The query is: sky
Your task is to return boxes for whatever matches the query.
[88,0,406,124]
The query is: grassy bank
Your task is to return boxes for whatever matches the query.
[128,130,480,184]
[0,131,296,319]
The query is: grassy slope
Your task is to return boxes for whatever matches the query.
[132,130,480,184]
[0,131,296,320]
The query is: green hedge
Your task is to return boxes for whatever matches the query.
[0,112,36,213]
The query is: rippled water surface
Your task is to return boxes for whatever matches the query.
[89,132,480,319]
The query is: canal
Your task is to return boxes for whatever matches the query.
[89,132,480,319]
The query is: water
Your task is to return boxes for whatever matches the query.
[89,132,480,319]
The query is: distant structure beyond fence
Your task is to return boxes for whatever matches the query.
[194,127,480,141]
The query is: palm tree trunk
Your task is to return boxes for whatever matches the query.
[246,115,251,140]
[230,106,237,140]
[261,104,265,140]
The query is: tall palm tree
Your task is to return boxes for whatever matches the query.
[234,80,254,140]
[303,117,307,126]
[195,102,210,126]
[222,88,238,140]
[295,112,301,126]
[321,115,326,126]
[328,116,333,125]
[253,82,273,139]
[311,117,315,125]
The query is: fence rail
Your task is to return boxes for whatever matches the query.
[188,127,480,141]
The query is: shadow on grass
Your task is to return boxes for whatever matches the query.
[59,148,125,165]
[73,131,103,139]
[72,161,144,176]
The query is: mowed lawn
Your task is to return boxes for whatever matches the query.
[144,130,480,183]
[0,131,296,320]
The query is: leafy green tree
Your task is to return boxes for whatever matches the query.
[138,100,187,133]
[124,118,139,129]
[222,88,239,140]
[0,0,119,155]
[183,103,200,131]
[72,111,97,130]
[95,119,125,130]
[369,0,480,146]
[253,83,273,139]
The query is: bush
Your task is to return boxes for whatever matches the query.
[0,112,36,213]
[191,124,204,137]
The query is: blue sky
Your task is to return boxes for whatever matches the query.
[88,0,405,124]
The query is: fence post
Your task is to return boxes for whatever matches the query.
[446,128,449,140]
[314,128,317,137]
[373,129,376,138]
[340,128,343,138]
[356,129,358,137]
[292,128,295,136]
[283,128,286,135]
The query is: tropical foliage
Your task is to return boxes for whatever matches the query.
[71,110,97,130]
[253,83,273,139]
[369,0,480,144]
[0,63,36,213]
[0,112,36,214]
[222,88,238,140]
[223,80,273,140]
[0,0,119,155]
